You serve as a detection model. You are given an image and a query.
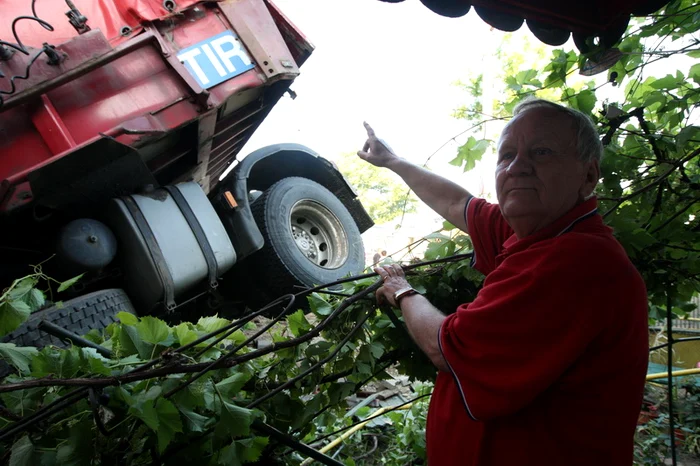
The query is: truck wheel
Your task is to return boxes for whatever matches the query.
[251,177,365,297]
[1,289,135,350]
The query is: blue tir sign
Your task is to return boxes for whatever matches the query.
[176,31,256,90]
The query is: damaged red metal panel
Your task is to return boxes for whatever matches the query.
[0,0,312,212]
[0,0,206,48]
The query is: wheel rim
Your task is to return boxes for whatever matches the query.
[290,200,349,269]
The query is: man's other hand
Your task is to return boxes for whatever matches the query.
[374,264,410,308]
[358,122,400,168]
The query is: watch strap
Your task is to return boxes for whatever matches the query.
[393,286,418,305]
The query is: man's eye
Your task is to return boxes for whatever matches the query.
[499,152,515,161]
[533,148,552,156]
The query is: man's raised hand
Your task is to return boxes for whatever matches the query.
[357,122,399,168]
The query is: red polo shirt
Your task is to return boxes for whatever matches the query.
[426,197,648,466]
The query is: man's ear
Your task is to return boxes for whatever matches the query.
[580,159,600,199]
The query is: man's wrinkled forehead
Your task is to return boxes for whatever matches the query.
[498,107,576,148]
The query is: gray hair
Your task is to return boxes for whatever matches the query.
[510,97,603,163]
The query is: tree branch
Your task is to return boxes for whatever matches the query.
[650,197,700,234]
[634,108,666,162]
[0,282,384,395]
[601,147,700,217]
[602,110,635,147]
[644,182,666,229]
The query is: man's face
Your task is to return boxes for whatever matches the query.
[495,107,597,236]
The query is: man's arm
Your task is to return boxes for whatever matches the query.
[397,293,449,372]
[374,264,448,372]
[358,123,473,232]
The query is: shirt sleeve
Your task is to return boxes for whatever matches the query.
[438,240,605,421]
[466,198,513,276]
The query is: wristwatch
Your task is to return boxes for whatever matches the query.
[393,286,419,306]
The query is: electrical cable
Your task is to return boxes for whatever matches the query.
[0,0,57,108]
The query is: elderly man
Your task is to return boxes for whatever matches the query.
[358,99,648,466]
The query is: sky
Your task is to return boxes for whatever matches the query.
[239,0,497,185]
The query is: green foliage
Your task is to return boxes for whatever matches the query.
[300,387,431,465]
[0,235,482,464]
[449,136,490,172]
[0,344,38,374]
[0,266,82,337]
[56,274,84,293]
[334,152,418,224]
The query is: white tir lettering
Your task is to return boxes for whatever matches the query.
[210,35,252,74]
[177,48,209,85]
[201,43,227,77]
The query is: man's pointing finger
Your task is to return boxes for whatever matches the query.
[363,121,376,138]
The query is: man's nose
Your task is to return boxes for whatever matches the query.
[506,152,533,175]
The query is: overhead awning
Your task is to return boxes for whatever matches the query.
[378,0,671,53]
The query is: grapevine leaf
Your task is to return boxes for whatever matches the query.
[155,398,183,452]
[328,382,355,405]
[132,399,159,431]
[0,300,31,336]
[215,401,254,438]
[55,422,93,466]
[119,324,152,359]
[299,392,327,427]
[305,341,333,357]
[0,343,38,374]
[7,277,37,301]
[308,293,332,316]
[79,348,111,376]
[574,89,596,115]
[442,220,456,231]
[57,274,84,293]
[31,346,81,378]
[117,311,138,326]
[9,435,36,466]
[135,316,170,345]
[196,315,230,333]
[203,382,219,412]
[676,125,699,151]
[177,405,210,433]
[237,436,269,462]
[26,289,45,312]
[217,442,242,466]
[449,137,490,172]
[216,372,251,398]
[0,386,42,416]
[226,329,247,345]
[369,342,385,359]
[287,310,311,337]
[174,323,198,347]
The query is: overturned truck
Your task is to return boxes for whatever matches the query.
[0,0,372,347]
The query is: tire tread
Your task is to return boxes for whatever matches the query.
[2,289,135,349]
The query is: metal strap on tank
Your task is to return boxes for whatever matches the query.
[121,196,177,311]
[164,186,219,289]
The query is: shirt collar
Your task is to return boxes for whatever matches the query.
[501,197,599,253]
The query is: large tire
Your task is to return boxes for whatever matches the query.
[250,177,365,297]
[2,289,135,349]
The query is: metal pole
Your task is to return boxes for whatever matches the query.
[37,320,112,358]
[666,290,677,466]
